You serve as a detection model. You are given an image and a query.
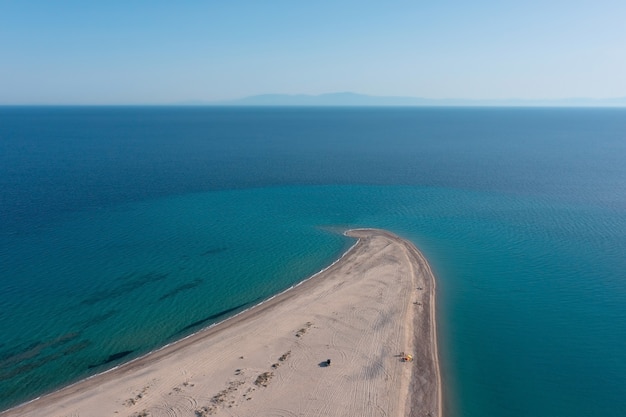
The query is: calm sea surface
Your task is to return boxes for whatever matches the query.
[1,107,625,415]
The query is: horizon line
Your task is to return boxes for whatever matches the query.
[3,92,626,107]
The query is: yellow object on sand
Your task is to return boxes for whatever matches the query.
[404,354,413,362]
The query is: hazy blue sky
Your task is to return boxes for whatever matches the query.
[1,0,625,104]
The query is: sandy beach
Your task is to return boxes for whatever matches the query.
[2,228,441,417]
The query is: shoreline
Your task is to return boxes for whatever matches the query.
[2,228,441,417]
[357,228,442,417]
[1,238,363,414]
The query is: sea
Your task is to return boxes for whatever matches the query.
[1,106,625,415]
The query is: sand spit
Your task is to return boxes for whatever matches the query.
[2,228,441,417]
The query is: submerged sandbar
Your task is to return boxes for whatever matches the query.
[2,229,441,417]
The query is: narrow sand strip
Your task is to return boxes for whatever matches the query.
[2,229,441,417]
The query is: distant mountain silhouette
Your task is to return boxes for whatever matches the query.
[185,92,626,107]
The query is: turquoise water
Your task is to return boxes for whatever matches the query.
[1,108,626,415]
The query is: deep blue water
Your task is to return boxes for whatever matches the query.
[1,107,625,415]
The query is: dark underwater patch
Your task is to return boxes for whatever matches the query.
[88,350,134,369]
[61,340,91,356]
[78,310,119,329]
[0,332,80,369]
[201,247,228,256]
[0,341,43,368]
[158,279,203,301]
[0,353,59,381]
[172,303,248,337]
[81,272,169,305]
[0,338,91,381]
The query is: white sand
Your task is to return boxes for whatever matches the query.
[2,229,441,417]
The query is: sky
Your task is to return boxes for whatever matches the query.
[1,0,625,104]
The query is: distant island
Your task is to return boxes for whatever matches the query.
[181,92,626,107]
